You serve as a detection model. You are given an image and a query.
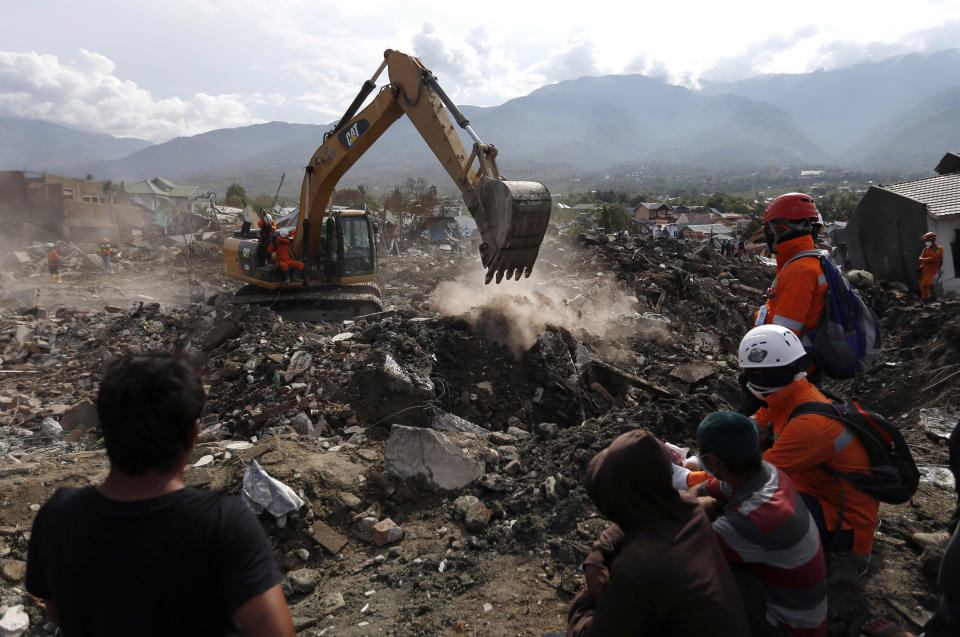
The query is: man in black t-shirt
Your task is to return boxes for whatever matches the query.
[26,352,294,637]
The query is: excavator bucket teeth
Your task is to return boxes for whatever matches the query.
[471,180,551,284]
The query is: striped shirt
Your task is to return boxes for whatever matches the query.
[703,461,827,637]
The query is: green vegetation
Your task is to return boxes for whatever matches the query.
[225,183,248,208]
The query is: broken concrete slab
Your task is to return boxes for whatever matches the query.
[384,425,484,490]
[60,398,99,432]
[284,350,312,383]
[669,363,716,385]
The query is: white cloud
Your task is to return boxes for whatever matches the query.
[0,49,267,141]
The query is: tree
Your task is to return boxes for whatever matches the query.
[85,173,94,181]
[332,188,365,208]
[598,203,633,233]
[225,183,248,208]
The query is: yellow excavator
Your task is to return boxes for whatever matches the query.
[223,49,552,321]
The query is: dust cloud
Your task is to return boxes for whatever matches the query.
[430,268,643,358]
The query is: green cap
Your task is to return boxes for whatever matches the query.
[696,411,759,462]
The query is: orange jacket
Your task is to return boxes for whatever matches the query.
[920,244,944,273]
[47,249,60,265]
[268,235,300,265]
[754,378,879,554]
[755,235,827,336]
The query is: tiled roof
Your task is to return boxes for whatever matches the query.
[881,173,960,218]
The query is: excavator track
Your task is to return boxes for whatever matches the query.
[229,283,383,323]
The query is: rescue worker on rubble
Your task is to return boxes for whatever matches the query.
[564,429,749,636]
[738,324,879,556]
[918,231,944,302]
[268,227,305,283]
[256,212,276,267]
[46,243,61,283]
[739,192,826,413]
[691,411,827,637]
[754,192,825,342]
[99,237,113,274]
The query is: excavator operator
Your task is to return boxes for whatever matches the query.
[269,227,305,283]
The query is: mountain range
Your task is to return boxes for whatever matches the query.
[2,49,958,196]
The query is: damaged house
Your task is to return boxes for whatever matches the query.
[844,152,960,295]
[0,171,145,242]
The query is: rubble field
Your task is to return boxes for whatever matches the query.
[0,230,958,636]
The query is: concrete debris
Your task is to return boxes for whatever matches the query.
[919,408,958,439]
[431,411,490,436]
[0,605,28,637]
[384,425,484,490]
[287,568,320,594]
[1,225,957,636]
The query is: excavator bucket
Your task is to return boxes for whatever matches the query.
[471,180,552,284]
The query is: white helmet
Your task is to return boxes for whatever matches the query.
[738,325,805,369]
[46,243,55,248]
[264,213,274,225]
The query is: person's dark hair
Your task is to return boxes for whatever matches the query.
[718,451,763,477]
[97,352,205,475]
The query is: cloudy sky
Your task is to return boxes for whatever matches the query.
[1,0,958,142]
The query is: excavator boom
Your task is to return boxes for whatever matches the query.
[297,49,551,283]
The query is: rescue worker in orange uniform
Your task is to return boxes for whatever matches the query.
[918,231,944,302]
[46,243,62,283]
[739,325,879,555]
[268,227,304,283]
[754,193,826,339]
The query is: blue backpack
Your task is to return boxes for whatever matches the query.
[783,250,882,378]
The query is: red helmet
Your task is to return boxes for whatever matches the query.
[923,232,936,242]
[763,193,819,224]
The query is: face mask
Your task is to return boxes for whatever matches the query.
[926,241,933,247]
[747,381,782,400]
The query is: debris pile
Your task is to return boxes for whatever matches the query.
[0,231,958,635]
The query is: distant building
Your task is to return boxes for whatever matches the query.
[680,223,735,242]
[0,171,145,242]
[125,177,210,213]
[844,152,960,295]
[634,202,672,222]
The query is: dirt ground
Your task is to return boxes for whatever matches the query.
[1,230,958,636]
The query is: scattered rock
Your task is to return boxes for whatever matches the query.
[0,604,28,637]
[40,417,62,436]
[287,568,320,594]
[454,495,480,519]
[464,501,490,531]
[1,559,26,582]
[372,518,404,546]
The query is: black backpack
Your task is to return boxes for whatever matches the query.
[788,400,920,504]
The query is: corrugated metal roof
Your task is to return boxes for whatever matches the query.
[881,173,960,217]
[126,178,203,199]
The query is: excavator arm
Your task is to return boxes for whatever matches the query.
[293,49,551,283]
